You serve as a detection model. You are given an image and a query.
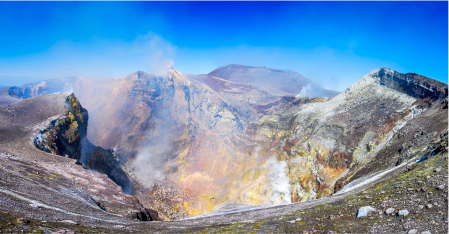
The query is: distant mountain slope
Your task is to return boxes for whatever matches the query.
[208,64,339,97]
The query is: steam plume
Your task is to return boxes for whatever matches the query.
[263,157,291,205]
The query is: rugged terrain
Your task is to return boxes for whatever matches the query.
[0,65,447,233]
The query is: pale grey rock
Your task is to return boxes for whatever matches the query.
[385,208,395,215]
[398,210,409,216]
[60,220,78,225]
[357,206,376,217]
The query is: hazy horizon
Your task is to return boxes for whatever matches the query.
[0,1,447,91]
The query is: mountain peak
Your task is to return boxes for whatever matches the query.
[207,64,339,97]
[360,67,447,100]
[209,64,289,76]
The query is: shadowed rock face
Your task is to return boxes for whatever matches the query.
[375,68,447,100]
[32,94,88,158]
[0,66,446,221]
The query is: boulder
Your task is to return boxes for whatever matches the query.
[16,217,29,223]
[398,210,409,216]
[357,206,376,217]
[131,208,159,221]
[52,231,75,234]
[60,220,78,225]
[385,208,395,215]
[144,208,159,221]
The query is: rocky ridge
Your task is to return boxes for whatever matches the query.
[0,66,446,226]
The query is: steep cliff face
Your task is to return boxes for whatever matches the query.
[32,94,88,158]
[374,68,447,100]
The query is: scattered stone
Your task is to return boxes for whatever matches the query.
[29,203,41,209]
[398,210,409,216]
[60,220,78,225]
[16,218,29,224]
[421,231,432,234]
[385,208,395,215]
[52,231,75,234]
[433,202,438,206]
[114,225,125,229]
[357,206,376,217]
[288,220,295,224]
[408,229,417,234]
[296,218,302,221]
[406,163,415,170]
[434,168,441,172]
[437,185,445,190]
[426,204,433,209]
[418,205,424,209]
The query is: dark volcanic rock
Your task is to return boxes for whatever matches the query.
[32,94,88,158]
[375,67,447,101]
[131,208,159,221]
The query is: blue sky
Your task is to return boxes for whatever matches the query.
[0,1,447,91]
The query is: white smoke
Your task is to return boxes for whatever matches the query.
[58,86,73,94]
[131,113,174,188]
[134,33,176,77]
[263,157,291,205]
[132,145,167,187]
[296,83,327,98]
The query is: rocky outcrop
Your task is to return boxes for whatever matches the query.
[131,208,159,221]
[374,67,447,101]
[32,94,88,158]
[31,94,134,196]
